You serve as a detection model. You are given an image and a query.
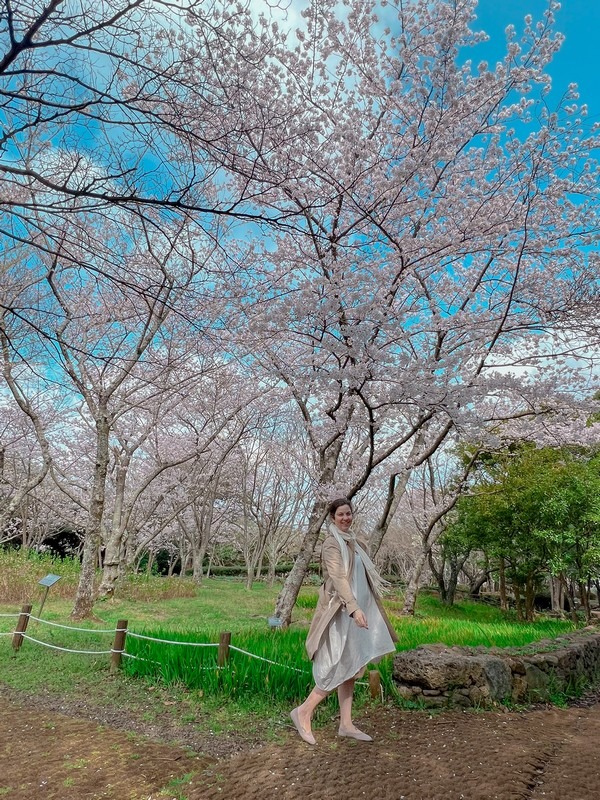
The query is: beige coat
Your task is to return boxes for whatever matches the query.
[305,533,398,660]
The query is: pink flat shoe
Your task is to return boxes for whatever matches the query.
[290,707,316,745]
[338,727,373,742]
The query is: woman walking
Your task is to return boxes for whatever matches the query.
[290,498,398,744]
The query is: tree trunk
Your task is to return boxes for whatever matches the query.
[402,550,428,615]
[499,559,508,611]
[273,499,328,626]
[428,550,447,603]
[468,570,490,599]
[117,529,129,583]
[192,541,207,585]
[444,561,463,607]
[97,532,125,596]
[578,580,591,624]
[561,577,579,624]
[97,457,129,598]
[550,575,564,615]
[370,469,413,556]
[512,581,524,621]
[525,574,536,622]
[71,412,110,619]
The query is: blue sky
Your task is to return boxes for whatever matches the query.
[475,1,600,123]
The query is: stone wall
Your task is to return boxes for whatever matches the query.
[392,628,600,708]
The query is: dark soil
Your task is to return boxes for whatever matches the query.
[2,687,600,799]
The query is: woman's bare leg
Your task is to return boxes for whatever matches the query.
[337,677,355,730]
[337,672,373,741]
[291,686,329,744]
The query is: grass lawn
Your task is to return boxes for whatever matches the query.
[0,553,578,744]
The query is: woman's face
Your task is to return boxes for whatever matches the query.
[333,504,353,532]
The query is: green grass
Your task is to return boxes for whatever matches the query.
[0,550,579,734]
[388,592,575,651]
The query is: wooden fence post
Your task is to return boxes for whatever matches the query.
[12,604,32,651]
[369,669,381,701]
[218,631,231,667]
[110,619,128,674]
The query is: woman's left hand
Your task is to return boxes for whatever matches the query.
[352,609,368,628]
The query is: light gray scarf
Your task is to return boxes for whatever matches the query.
[329,522,390,598]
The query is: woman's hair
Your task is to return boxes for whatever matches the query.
[328,497,353,517]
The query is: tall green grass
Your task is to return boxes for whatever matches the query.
[387,593,575,651]
[124,627,314,704]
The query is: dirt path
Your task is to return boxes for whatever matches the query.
[2,695,599,799]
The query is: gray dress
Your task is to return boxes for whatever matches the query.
[312,548,396,692]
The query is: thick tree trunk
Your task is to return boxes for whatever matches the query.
[550,575,564,614]
[444,560,464,607]
[561,577,579,623]
[525,574,536,622]
[96,533,123,598]
[192,541,207,585]
[402,550,428,615]
[468,570,490,599]
[71,412,110,619]
[97,458,129,598]
[273,499,328,626]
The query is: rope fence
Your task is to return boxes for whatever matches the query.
[3,603,381,698]
[127,631,218,647]
[19,633,113,655]
[26,615,121,634]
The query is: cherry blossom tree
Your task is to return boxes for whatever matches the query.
[0,255,55,537]
[2,0,599,630]
[219,0,600,624]
[0,0,292,251]
[228,415,312,588]
[113,361,260,583]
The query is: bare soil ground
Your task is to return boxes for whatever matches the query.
[2,690,600,800]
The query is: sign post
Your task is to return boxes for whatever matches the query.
[38,574,61,617]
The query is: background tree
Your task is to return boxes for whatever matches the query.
[445,444,600,621]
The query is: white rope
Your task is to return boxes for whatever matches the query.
[229,645,311,674]
[121,652,221,670]
[127,632,217,647]
[0,631,14,636]
[0,613,20,618]
[19,633,112,655]
[27,615,121,634]
[121,652,161,664]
